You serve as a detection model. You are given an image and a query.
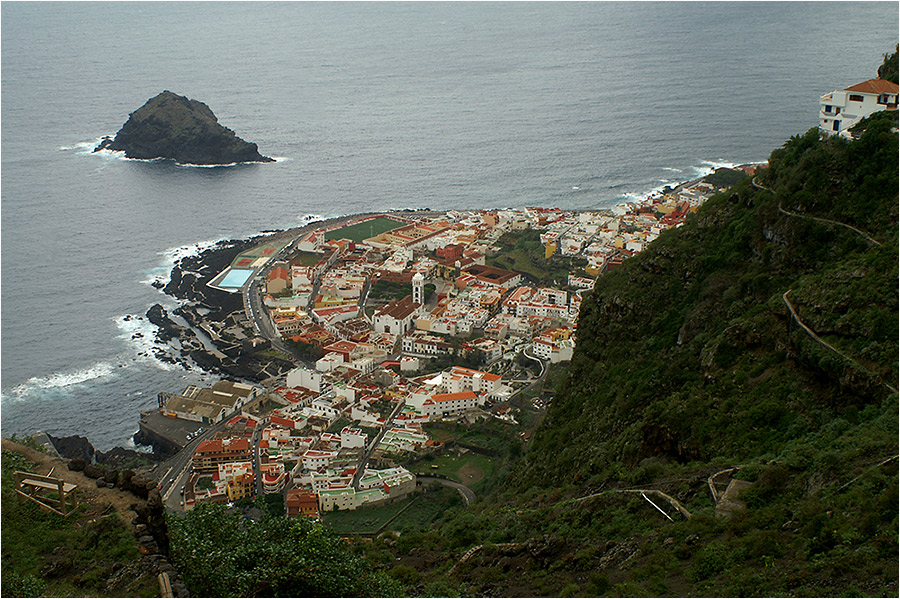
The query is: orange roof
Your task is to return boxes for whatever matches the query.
[844,79,899,94]
[431,390,478,403]
[270,416,295,429]
[268,266,290,281]
[195,438,250,454]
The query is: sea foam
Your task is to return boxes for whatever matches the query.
[142,238,228,289]
[3,361,119,403]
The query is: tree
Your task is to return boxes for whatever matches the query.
[287,338,325,362]
[877,44,898,83]
[168,503,401,597]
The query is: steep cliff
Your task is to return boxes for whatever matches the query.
[384,113,898,597]
[95,91,273,165]
[524,113,898,488]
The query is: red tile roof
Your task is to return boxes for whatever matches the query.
[844,79,899,94]
[431,390,478,403]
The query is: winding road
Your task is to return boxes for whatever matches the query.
[417,476,476,505]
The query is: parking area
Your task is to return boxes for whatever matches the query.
[141,410,208,450]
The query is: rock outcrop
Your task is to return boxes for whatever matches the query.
[95,91,273,165]
[47,434,95,463]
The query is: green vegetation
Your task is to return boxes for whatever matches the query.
[326,417,352,434]
[348,73,898,596]
[878,44,898,83]
[287,338,326,362]
[369,279,412,302]
[168,502,402,597]
[322,488,461,537]
[322,497,415,535]
[488,229,587,286]
[703,167,748,189]
[325,217,405,242]
[1,448,157,597]
[290,250,324,267]
[421,454,494,485]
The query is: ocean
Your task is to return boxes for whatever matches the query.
[2,2,897,450]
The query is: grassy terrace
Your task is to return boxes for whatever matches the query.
[325,217,405,242]
[1,447,157,597]
[290,250,325,267]
[321,486,461,536]
[421,454,494,488]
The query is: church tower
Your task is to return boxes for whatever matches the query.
[412,272,425,306]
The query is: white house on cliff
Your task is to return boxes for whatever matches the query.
[819,78,898,138]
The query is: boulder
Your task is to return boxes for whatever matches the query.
[47,434,95,462]
[83,463,107,479]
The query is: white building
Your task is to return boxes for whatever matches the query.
[373,295,421,336]
[819,78,898,137]
[417,390,483,418]
[315,352,345,372]
[340,427,368,449]
[286,367,324,392]
[302,449,338,471]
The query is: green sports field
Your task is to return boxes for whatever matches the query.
[325,217,405,242]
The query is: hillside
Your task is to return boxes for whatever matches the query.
[1,439,171,597]
[525,113,897,487]
[369,113,898,597]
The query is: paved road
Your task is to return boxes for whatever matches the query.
[155,418,232,512]
[521,347,546,379]
[417,476,476,505]
[351,399,406,489]
[157,427,211,512]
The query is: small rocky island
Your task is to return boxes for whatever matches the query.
[95,90,273,165]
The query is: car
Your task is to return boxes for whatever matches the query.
[186,433,192,441]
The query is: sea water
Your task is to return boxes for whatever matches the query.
[2,2,896,449]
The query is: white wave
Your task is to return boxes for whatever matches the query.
[690,159,737,178]
[271,156,291,163]
[3,361,119,402]
[143,237,229,289]
[175,161,240,168]
[60,137,134,161]
[661,167,683,173]
[298,213,327,225]
[116,314,181,372]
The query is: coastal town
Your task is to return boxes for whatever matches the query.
[141,167,757,519]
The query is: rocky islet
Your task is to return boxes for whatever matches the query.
[94,90,273,165]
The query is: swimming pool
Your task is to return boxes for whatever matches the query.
[218,268,254,289]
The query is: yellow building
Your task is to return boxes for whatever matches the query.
[544,241,557,259]
[226,472,254,502]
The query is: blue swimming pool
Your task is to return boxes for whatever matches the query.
[218,268,254,289]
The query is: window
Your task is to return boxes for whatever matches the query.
[849,94,865,102]
[833,120,841,131]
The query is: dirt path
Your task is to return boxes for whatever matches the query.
[3,439,142,526]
